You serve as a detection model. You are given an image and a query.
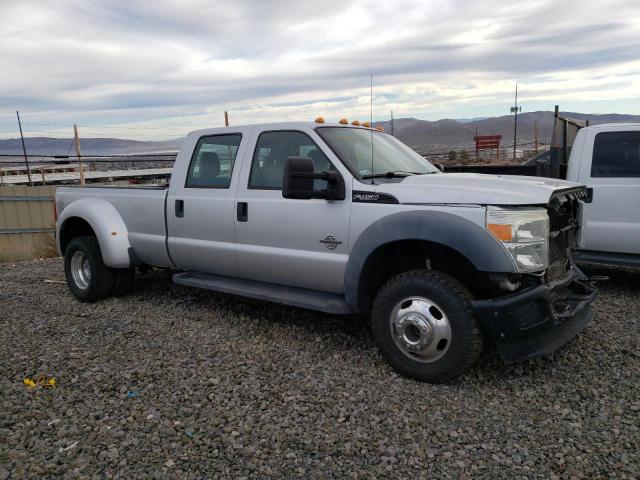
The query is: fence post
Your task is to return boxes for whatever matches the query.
[73,124,86,185]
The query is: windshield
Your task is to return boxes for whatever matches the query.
[316,127,439,180]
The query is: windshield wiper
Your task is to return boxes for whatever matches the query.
[361,171,421,179]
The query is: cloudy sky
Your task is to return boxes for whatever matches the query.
[0,0,639,140]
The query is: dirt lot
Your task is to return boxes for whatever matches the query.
[1,258,638,479]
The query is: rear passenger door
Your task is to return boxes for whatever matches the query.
[167,131,248,275]
[234,129,352,293]
[578,129,640,254]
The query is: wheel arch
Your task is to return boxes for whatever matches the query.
[344,210,516,313]
[57,198,133,268]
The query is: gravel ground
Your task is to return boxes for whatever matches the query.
[0,258,638,479]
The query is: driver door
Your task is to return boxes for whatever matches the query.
[234,128,352,293]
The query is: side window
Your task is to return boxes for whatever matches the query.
[591,131,640,178]
[249,131,334,190]
[186,134,242,188]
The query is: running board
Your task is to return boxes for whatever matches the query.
[573,250,640,268]
[172,271,353,314]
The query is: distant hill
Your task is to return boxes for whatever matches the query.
[1,111,638,157]
[0,137,183,156]
[375,111,640,153]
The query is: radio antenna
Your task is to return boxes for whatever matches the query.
[370,74,374,185]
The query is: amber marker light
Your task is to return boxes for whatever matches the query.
[339,118,348,124]
[361,121,370,128]
[314,116,325,123]
[487,223,513,242]
[351,120,360,126]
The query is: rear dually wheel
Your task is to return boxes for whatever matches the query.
[64,236,116,302]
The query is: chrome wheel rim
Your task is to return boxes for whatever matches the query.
[70,251,91,290]
[389,296,452,363]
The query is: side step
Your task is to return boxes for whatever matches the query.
[172,271,353,314]
[573,250,640,268]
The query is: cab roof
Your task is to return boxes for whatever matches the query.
[187,121,381,137]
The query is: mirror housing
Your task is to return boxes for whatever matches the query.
[282,157,345,200]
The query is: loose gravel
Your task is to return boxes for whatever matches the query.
[0,258,638,479]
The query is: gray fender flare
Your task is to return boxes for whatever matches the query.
[56,198,133,268]
[344,210,517,312]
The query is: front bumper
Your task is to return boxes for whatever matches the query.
[472,266,597,363]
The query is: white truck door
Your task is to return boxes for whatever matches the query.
[167,130,249,275]
[577,128,640,254]
[234,128,351,294]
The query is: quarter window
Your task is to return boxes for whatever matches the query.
[249,131,334,190]
[186,134,242,188]
[591,131,640,178]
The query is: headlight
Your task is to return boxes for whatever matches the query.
[486,207,549,273]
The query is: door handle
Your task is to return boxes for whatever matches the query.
[237,202,248,222]
[175,199,184,217]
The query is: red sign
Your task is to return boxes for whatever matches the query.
[474,135,502,151]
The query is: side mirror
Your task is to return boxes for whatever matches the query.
[282,157,345,201]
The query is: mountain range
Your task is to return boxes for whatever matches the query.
[374,111,640,153]
[0,137,183,156]
[0,111,638,157]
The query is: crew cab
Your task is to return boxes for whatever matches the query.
[55,120,597,383]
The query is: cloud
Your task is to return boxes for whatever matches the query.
[0,0,638,139]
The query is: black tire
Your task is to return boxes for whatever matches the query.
[64,236,116,302]
[371,269,483,383]
[113,268,135,296]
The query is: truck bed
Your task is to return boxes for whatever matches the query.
[56,185,171,267]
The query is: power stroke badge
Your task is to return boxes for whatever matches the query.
[319,235,342,250]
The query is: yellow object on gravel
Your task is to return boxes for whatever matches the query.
[23,375,56,388]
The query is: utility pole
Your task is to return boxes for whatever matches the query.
[534,119,539,153]
[16,110,33,186]
[390,110,394,136]
[475,127,479,161]
[510,84,522,160]
[73,124,85,185]
[224,111,229,127]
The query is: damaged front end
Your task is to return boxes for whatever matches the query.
[473,262,596,363]
[475,186,598,363]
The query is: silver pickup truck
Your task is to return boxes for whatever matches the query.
[55,120,597,383]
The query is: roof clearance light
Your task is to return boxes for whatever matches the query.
[351,120,360,126]
[376,126,384,132]
[361,121,370,128]
[315,116,325,123]
[339,118,348,124]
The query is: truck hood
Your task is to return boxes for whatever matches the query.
[375,173,582,205]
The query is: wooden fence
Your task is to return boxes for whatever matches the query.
[0,186,58,262]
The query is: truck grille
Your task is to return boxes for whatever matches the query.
[545,188,585,282]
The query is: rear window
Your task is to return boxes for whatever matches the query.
[591,131,640,178]
[186,134,242,188]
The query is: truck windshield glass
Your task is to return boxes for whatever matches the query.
[316,127,438,180]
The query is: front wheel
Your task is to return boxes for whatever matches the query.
[64,236,116,302]
[371,269,483,383]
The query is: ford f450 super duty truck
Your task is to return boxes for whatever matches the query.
[55,121,597,383]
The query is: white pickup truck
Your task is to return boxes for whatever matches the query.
[567,123,640,266]
[55,120,597,383]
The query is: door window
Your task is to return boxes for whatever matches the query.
[186,134,242,188]
[591,131,640,178]
[249,131,334,190]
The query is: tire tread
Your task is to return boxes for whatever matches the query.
[371,269,483,383]
[64,236,115,302]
